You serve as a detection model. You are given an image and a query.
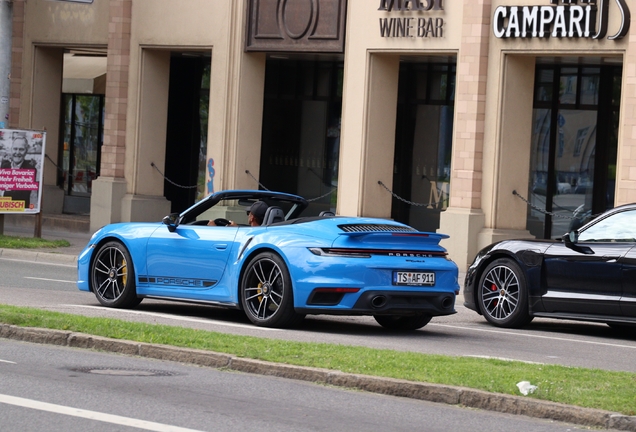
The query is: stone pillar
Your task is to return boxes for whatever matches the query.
[32,47,64,214]
[438,0,491,271]
[477,55,535,248]
[208,1,266,193]
[119,49,171,222]
[338,53,400,217]
[90,0,131,231]
[616,23,636,205]
[219,52,266,192]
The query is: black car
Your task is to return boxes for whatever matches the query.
[464,204,636,330]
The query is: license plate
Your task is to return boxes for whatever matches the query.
[393,271,435,286]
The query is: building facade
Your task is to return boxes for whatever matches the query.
[8,0,636,270]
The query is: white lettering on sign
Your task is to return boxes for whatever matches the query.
[493,0,630,40]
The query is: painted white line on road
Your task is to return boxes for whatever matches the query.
[0,359,17,364]
[0,393,203,432]
[464,355,544,365]
[60,304,282,332]
[429,323,636,350]
[0,257,75,268]
[25,277,75,284]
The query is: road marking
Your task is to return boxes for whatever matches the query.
[464,355,544,365]
[0,359,17,364]
[0,257,75,268]
[0,393,203,432]
[429,323,636,350]
[25,277,75,284]
[60,304,282,332]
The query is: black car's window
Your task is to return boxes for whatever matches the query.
[578,210,636,242]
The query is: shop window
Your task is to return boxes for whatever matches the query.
[391,61,456,233]
[527,64,620,239]
[259,59,343,215]
[59,94,104,199]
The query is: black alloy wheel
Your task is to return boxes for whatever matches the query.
[91,241,142,308]
[240,252,303,328]
[477,258,532,328]
[373,314,432,330]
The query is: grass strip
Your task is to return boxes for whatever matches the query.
[0,304,634,415]
[0,235,70,249]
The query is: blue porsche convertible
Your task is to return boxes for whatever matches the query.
[78,190,459,329]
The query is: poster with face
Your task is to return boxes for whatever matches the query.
[0,129,46,214]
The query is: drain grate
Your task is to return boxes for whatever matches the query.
[68,367,182,377]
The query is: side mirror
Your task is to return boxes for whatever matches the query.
[562,230,578,245]
[162,213,180,232]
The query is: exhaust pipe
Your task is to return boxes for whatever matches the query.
[371,295,387,308]
[441,296,453,309]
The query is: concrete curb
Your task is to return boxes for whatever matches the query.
[1,324,635,431]
[0,248,78,265]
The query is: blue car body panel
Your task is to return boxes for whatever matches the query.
[78,190,459,320]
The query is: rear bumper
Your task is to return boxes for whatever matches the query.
[296,290,456,316]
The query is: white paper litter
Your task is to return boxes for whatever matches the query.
[516,381,538,395]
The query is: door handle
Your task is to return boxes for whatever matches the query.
[215,244,228,250]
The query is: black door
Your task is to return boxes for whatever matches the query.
[542,208,636,317]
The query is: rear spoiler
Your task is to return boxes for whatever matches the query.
[335,231,449,247]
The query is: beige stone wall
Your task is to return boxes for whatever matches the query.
[17,0,109,129]
[617,11,636,205]
[339,0,463,217]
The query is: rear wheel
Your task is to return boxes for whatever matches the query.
[373,314,432,330]
[240,252,303,328]
[91,241,141,308]
[478,258,532,328]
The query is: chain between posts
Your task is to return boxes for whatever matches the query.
[245,170,337,202]
[511,189,602,221]
[151,162,199,189]
[377,180,447,207]
[45,154,64,173]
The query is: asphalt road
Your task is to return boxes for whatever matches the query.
[1,255,635,374]
[0,339,592,432]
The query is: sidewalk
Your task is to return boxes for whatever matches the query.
[1,221,93,262]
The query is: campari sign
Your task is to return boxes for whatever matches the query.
[493,0,630,40]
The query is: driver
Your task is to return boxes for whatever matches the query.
[208,200,268,227]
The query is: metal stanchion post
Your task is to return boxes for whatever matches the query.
[35,212,42,238]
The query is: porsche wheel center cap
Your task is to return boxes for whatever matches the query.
[262,284,271,295]
[109,269,116,279]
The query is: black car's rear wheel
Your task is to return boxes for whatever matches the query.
[478,258,532,328]
[373,314,432,330]
[91,241,142,308]
[240,252,303,328]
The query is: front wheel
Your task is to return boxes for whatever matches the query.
[240,252,303,328]
[373,314,432,330]
[477,258,532,328]
[91,241,142,308]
